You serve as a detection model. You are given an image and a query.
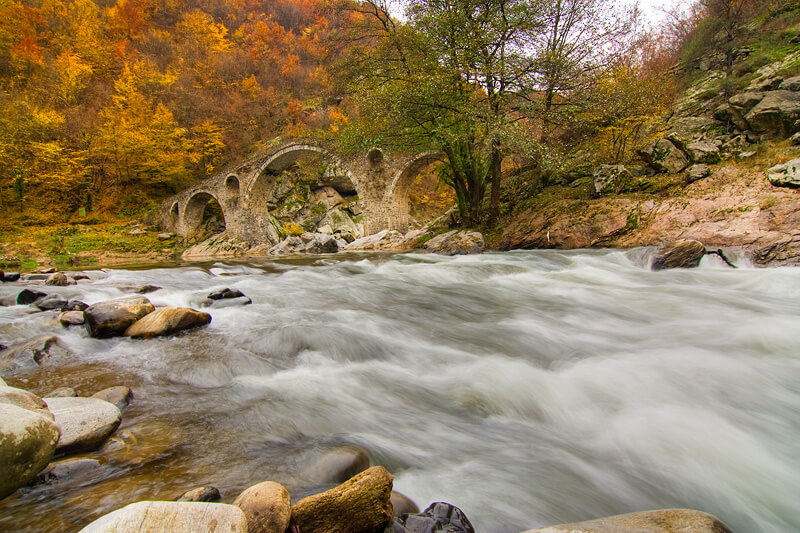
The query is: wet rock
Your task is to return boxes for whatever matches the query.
[17,288,47,305]
[521,508,732,533]
[78,501,248,533]
[60,310,85,327]
[0,385,53,418]
[593,165,632,195]
[47,387,77,398]
[62,300,89,311]
[0,403,60,499]
[23,273,49,281]
[70,273,90,281]
[84,296,155,338]
[651,239,707,271]
[425,230,485,256]
[745,90,800,137]
[208,287,246,300]
[3,272,20,282]
[91,386,133,411]
[345,230,407,251]
[124,307,211,338]
[685,141,721,164]
[686,164,712,183]
[98,421,182,466]
[35,294,68,311]
[203,296,252,308]
[766,158,800,188]
[135,284,161,294]
[639,138,689,174]
[0,335,73,374]
[177,486,221,502]
[44,396,122,454]
[302,445,371,485]
[45,272,72,286]
[390,492,420,517]
[290,466,394,533]
[233,481,291,533]
[38,456,105,484]
[388,502,475,533]
[303,233,339,254]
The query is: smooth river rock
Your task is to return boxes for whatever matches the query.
[387,502,475,533]
[124,307,211,338]
[176,486,221,502]
[60,310,85,327]
[0,335,73,374]
[390,491,420,517]
[78,501,249,533]
[425,230,485,256]
[45,272,71,286]
[44,396,122,454]
[35,294,68,311]
[0,385,53,417]
[291,465,394,533]
[84,296,155,338]
[233,481,291,533]
[522,508,733,533]
[651,239,707,271]
[17,288,47,305]
[0,403,60,499]
[90,386,133,411]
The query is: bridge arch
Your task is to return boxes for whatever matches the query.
[183,191,226,236]
[385,151,445,232]
[224,175,240,205]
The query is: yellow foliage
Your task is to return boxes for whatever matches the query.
[179,10,231,53]
[283,222,304,236]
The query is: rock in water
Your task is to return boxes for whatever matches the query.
[124,307,211,338]
[177,486,221,503]
[44,396,122,454]
[766,157,800,188]
[47,387,77,398]
[35,294,68,311]
[0,385,54,419]
[90,386,133,411]
[301,445,371,486]
[425,231,485,256]
[84,296,155,338]
[0,403,60,499]
[651,239,707,271]
[78,501,248,532]
[45,272,71,286]
[290,465,394,533]
[388,502,475,533]
[521,509,732,533]
[60,311,85,327]
[17,289,47,305]
[233,481,291,533]
[0,335,74,374]
[207,287,246,300]
[390,492,420,517]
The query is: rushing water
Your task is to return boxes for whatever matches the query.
[1,249,799,532]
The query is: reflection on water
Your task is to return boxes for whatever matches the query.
[1,249,799,532]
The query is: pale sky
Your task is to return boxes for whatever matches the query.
[635,0,690,26]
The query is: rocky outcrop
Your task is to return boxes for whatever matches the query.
[387,502,475,533]
[425,230,485,255]
[78,501,249,533]
[686,164,712,183]
[268,232,339,255]
[593,165,632,195]
[745,90,800,137]
[766,158,800,188]
[639,138,689,174]
[290,466,394,533]
[0,394,60,499]
[522,509,732,533]
[84,296,155,338]
[233,481,292,533]
[44,396,122,454]
[345,230,409,251]
[124,307,211,338]
[651,239,707,271]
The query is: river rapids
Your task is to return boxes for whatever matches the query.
[1,249,799,532]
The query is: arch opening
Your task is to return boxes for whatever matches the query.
[388,153,453,232]
[170,202,179,221]
[184,192,226,240]
[225,175,240,205]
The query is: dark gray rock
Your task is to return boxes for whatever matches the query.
[728,91,765,113]
[202,296,252,308]
[37,457,106,484]
[652,240,707,271]
[35,294,68,311]
[84,296,155,338]
[779,75,800,91]
[208,288,245,300]
[387,502,475,533]
[63,300,89,312]
[3,272,20,282]
[685,141,721,164]
[17,289,47,305]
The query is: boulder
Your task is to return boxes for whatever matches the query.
[268,236,305,255]
[685,141,721,164]
[521,509,732,533]
[713,103,749,131]
[309,186,345,210]
[78,501,248,533]
[686,164,712,183]
[728,91,764,113]
[177,486,221,503]
[37,456,106,484]
[0,385,53,418]
[0,335,73,374]
[47,387,77,398]
[425,230,485,256]
[84,296,155,338]
[35,294,68,311]
[301,445,371,486]
[45,272,72,286]
[651,239,707,271]
[639,138,689,174]
[207,288,246,300]
[766,158,800,188]
[0,403,60,499]
[62,300,89,311]
[203,296,252,308]
[233,481,291,533]
[60,310,85,327]
[390,492,420,517]
[17,288,47,305]
[791,132,800,145]
[303,233,339,254]
[345,230,407,251]
[44,396,122,454]
[387,502,475,533]
[779,75,800,91]
[745,90,800,137]
[124,307,211,339]
[593,165,632,195]
[90,386,133,411]
[290,466,394,533]
[318,207,363,242]
[4,272,20,282]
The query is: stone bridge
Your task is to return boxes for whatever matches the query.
[157,139,443,242]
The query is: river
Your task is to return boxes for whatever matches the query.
[1,249,799,532]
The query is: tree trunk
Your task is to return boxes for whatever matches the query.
[487,139,502,224]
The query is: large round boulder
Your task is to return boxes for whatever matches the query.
[233,481,291,533]
[0,385,54,419]
[290,465,394,533]
[78,501,249,532]
[84,296,155,338]
[0,402,60,499]
[124,307,211,338]
[521,508,732,532]
[651,239,707,271]
[44,396,122,454]
[425,230,485,256]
